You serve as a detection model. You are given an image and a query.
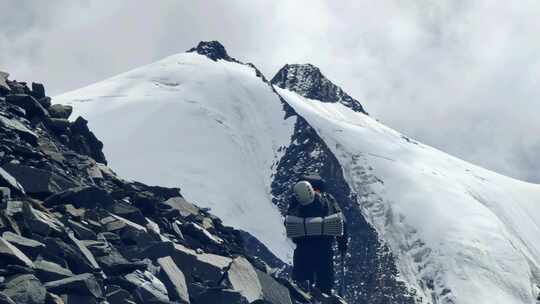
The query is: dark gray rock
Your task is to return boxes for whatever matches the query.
[124,270,169,304]
[194,289,249,304]
[48,104,72,120]
[46,118,70,134]
[254,268,292,304]
[69,117,106,165]
[59,294,98,304]
[108,201,146,226]
[68,220,97,240]
[34,259,74,282]
[44,186,113,208]
[0,71,10,93]
[22,203,64,236]
[5,94,49,118]
[0,237,33,268]
[3,274,47,304]
[31,83,46,100]
[157,256,189,303]
[158,197,199,219]
[43,237,97,274]
[182,222,223,246]
[105,285,136,304]
[171,243,232,284]
[1,163,77,196]
[0,167,25,196]
[187,41,236,62]
[65,233,100,271]
[0,292,15,304]
[37,97,51,109]
[0,187,10,202]
[44,273,102,298]
[0,115,38,146]
[2,231,45,259]
[95,247,145,276]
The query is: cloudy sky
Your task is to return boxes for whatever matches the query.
[1,0,539,183]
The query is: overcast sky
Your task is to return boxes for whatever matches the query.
[1,0,539,183]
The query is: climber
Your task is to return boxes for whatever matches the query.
[285,174,348,295]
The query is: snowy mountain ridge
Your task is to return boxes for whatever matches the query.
[54,41,540,304]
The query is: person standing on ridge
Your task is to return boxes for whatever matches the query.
[285,174,348,295]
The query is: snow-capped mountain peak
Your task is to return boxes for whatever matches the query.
[271,63,367,114]
[187,40,237,62]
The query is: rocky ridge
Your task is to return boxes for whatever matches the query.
[0,73,346,304]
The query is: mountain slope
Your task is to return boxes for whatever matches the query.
[55,42,296,262]
[276,86,540,304]
[54,41,540,304]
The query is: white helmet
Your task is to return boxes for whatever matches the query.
[293,181,315,206]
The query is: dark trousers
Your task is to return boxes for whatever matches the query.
[292,243,334,294]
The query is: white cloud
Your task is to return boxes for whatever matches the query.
[1,0,539,182]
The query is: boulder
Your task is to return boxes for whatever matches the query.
[0,293,15,304]
[0,168,25,196]
[157,256,189,303]
[33,259,74,282]
[48,104,72,120]
[22,203,64,236]
[0,187,10,202]
[124,270,169,304]
[158,197,199,219]
[59,294,98,304]
[1,163,77,196]
[2,231,46,259]
[105,285,135,304]
[43,237,97,274]
[68,220,97,240]
[0,237,33,268]
[44,273,102,298]
[108,201,146,225]
[182,222,223,246]
[171,243,232,284]
[46,118,70,134]
[5,94,48,118]
[37,97,51,109]
[194,289,249,304]
[44,186,113,208]
[95,247,145,276]
[65,233,100,271]
[0,115,38,146]
[227,256,264,302]
[254,268,292,304]
[31,83,46,100]
[69,117,106,165]
[0,71,10,93]
[2,274,47,304]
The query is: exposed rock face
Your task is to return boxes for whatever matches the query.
[0,74,336,304]
[272,64,368,114]
[271,70,417,303]
[187,41,237,62]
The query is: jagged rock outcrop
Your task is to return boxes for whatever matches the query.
[187,41,237,63]
[272,64,368,114]
[0,74,340,303]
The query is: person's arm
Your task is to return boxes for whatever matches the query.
[326,194,348,254]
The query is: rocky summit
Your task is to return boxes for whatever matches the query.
[0,75,346,303]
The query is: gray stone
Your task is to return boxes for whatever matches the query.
[108,201,145,225]
[3,274,47,304]
[124,270,169,304]
[0,115,38,146]
[254,268,292,304]
[158,197,199,219]
[68,220,97,240]
[1,163,77,195]
[43,237,97,274]
[48,104,73,120]
[227,256,264,303]
[171,243,232,284]
[105,286,135,304]
[46,118,70,133]
[44,273,102,298]
[157,256,189,303]
[65,233,100,271]
[2,232,45,260]
[0,71,10,92]
[0,237,33,268]
[37,97,51,109]
[0,292,15,304]
[0,168,25,196]
[23,203,64,236]
[182,222,223,245]
[34,259,74,282]
[59,294,98,304]
[44,186,113,208]
[4,200,24,217]
[31,83,46,100]
[195,289,249,304]
[6,94,49,118]
[0,187,10,202]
